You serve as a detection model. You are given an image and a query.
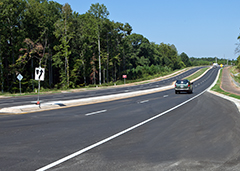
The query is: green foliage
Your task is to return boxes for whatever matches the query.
[126,65,172,80]
[237,56,240,69]
[180,52,191,67]
[2,1,231,94]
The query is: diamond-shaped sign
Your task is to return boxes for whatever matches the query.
[17,74,23,81]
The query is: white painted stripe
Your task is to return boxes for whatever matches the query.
[163,95,168,98]
[36,70,219,171]
[85,110,107,116]
[36,86,211,171]
[139,100,149,104]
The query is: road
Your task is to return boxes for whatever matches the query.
[1,67,240,171]
[0,67,204,108]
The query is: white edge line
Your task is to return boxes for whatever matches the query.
[85,110,107,116]
[139,100,149,104]
[36,70,218,171]
[36,84,213,171]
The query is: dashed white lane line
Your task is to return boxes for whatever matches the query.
[139,100,149,104]
[85,110,107,116]
[36,88,208,171]
[163,95,168,98]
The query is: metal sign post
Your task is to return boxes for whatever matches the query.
[17,74,23,95]
[38,80,40,102]
[123,75,127,84]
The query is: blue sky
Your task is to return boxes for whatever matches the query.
[54,0,240,60]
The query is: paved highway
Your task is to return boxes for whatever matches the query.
[0,67,204,108]
[1,67,240,170]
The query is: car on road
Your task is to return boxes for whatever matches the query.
[175,79,193,94]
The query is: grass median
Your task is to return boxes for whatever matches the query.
[185,67,209,81]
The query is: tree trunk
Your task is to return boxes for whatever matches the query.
[103,67,105,84]
[98,28,101,85]
[107,33,109,84]
[114,61,116,82]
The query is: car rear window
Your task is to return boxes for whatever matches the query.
[176,80,188,84]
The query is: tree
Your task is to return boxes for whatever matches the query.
[53,3,73,88]
[0,0,26,91]
[180,52,191,67]
[88,3,109,85]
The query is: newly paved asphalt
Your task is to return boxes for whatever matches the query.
[3,67,240,171]
[51,92,240,171]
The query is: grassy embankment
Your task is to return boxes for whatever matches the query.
[211,67,240,100]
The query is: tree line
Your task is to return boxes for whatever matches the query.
[0,0,230,93]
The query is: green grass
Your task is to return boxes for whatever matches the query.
[0,66,206,97]
[185,67,209,81]
[211,68,240,100]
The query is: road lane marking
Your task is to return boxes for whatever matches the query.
[36,68,219,171]
[85,110,107,116]
[139,100,149,104]
[36,87,210,171]
[163,95,168,98]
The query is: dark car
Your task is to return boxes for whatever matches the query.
[175,79,193,94]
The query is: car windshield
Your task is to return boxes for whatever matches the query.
[176,80,188,84]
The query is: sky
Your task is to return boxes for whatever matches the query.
[54,0,240,60]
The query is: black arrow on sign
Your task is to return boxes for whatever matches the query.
[39,69,43,80]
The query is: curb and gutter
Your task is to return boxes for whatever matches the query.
[0,67,211,114]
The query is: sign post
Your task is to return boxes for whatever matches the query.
[17,74,23,95]
[123,75,127,84]
[35,67,45,105]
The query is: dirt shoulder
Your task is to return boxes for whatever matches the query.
[221,67,240,96]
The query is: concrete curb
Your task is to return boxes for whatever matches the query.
[0,67,210,114]
[207,68,240,112]
[0,85,174,114]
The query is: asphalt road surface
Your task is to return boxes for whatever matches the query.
[1,67,240,171]
[0,67,204,108]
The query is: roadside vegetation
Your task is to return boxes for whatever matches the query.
[185,67,209,81]
[0,66,209,97]
[0,1,235,95]
[211,68,240,100]
[230,66,240,84]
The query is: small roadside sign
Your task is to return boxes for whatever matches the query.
[17,74,23,94]
[220,64,223,67]
[35,67,45,81]
[17,74,23,81]
[123,75,127,84]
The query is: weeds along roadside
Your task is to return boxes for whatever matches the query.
[211,68,240,100]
